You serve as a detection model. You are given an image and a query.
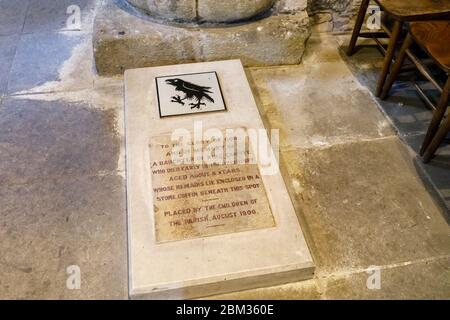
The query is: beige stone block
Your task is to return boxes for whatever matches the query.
[128,0,275,23]
[198,13,310,67]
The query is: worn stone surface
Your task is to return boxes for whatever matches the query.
[302,33,342,64]
[308,0,361,32]
[127,0,197,21]
[205,278,322,300]
[93,0,310,75]
[125,60,314,299]
[246,62,394,150]
[335,35,384,90]
[149,133,275,243]
[336,33,450,212]
[23,0,95,33]
[308,0,353,12]
[207,138,450,299]
[94,1,199,76]
[245,34,394,150]
[0,175,128,299]
[276,0,307,13]
[8,32,91,94]
[311,12,333,33]
[0,81,126,299]
[0,0,128,300]
[0,35,18,96]
[0,94,121,185]
[282,137,450,275]
[127,0,274,23]
[198,13,310,67]
[197,0,275,23]
[1,3,450,299]
[406,134,450,212]
[324,257,450,299]
[337,35,437,136]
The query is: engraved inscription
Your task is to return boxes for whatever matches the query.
[150,131,275,243]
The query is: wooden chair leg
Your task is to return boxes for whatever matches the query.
[421,75,450,158]
[376,19,403,97]
[380,33,414,100]
[347,0,370,56]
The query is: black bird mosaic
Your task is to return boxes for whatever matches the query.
[166,78,214,109]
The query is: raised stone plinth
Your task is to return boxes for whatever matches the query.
[93,0,310,76]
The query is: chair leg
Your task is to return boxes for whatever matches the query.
[421,75,450,159]
[376,19,403,97]
[423,113,450,163]
[380,33,413,100]
[347,0,370,56]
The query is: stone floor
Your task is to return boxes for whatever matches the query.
[0,1,449,299]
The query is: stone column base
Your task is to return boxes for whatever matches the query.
[93,0,311,76]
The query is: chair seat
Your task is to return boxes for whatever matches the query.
[410,21,450,72]
[376,0,450,21]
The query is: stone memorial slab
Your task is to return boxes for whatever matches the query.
[150,131,275,243]
[125,60,314,299]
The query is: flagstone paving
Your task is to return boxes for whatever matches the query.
[0,4,448,299]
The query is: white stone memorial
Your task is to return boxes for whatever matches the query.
[125,60,314,299]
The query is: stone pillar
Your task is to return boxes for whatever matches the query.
[93,0,311,75]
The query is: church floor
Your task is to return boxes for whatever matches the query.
[0,1,449,299]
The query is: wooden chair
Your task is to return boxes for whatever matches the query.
[347,0,450,97]
[381,21,450,163]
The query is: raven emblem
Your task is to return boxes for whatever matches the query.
[165,78,214,109]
